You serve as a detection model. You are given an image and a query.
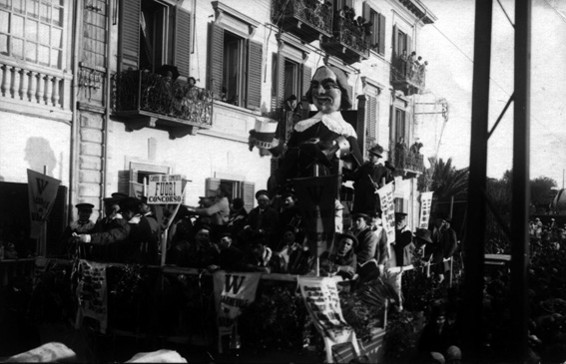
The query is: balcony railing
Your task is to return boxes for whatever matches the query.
[112,70,213,137]
[0,59,72,120]
[320,16,370,64]
[391,143,425,173]
[391,55,427,95]
[272,0,333,42]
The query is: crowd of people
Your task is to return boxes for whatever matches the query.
[395,50,429,86]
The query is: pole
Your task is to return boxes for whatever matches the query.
[510,0,531,361]
[463,0,492,360]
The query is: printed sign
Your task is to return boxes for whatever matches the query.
[146,174,183,204]
[75,260,108,334]
[377,182,396,244]
[27,169,61,239]
[298,276,360,363]
[419,192,434,229]
[213,271,262,335]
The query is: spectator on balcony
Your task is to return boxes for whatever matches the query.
[395,137,407,169]
[407,51,417,78]
[418,61,428,86]
[410,140,424,155]
[399,50,408,77]
[350,144,390,216]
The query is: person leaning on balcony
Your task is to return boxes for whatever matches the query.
[407,51,416,78]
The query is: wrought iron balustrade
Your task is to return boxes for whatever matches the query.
[112,70,213,129]
[333,18,369,55]
[272,0,333,40]
[391,145,425,173]
[391,55,427,93]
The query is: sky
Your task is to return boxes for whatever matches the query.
[417,0,566,187]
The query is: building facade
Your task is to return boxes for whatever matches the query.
[0,0,435,251]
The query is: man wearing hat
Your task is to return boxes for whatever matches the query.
[350,144,391,217]
[349,211,380,266]
[245,190,279,248]
[393,212,415,267]
[61,202,95,255]
[433,216,458,283]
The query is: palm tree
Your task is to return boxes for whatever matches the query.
[427,157,469,201]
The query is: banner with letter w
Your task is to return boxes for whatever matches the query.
[213,271,261,336]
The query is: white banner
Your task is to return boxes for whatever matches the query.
[75,260,108,334]
[27,169,60,239]
[213,271,262,336]
[377,182,396,244]
[419,191,434,229]
[298,276,360,363]
[146,174,183,204]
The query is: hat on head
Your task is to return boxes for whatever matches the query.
[368,144,384,158]
[395,212,408,219]
[255,190,270,200]
[76,202,94,211]
[414,228,433,244]
[335,232,359,249]
[352,211,371,222]
[120,197,141,213]
[111,192,129,201]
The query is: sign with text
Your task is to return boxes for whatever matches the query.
[27,169,61,239]
[377,182,396,244]
[213,271,261,336]
[419,192,434,229]
[75,260,108,334]
[146,174,183,204]
[298,276,360,363]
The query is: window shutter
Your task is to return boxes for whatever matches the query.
[392,25,397,59]
[205,178,221,197]
[276,53,285,109]
[363,2,370,20]
[407,34,412,54]
[378,13,386,55]
[207,22,224,97]
[301,64,311,99]
[119,0,140,71]
[271,53,278,110]
[241,181,255,212]
[247,40,263,109]
[366,95,377,149]
[174,6,191,78]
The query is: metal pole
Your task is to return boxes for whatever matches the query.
[463,0,492,360]
[511,0,531,361]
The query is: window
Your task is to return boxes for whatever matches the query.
[206,177,255,212]
[392,25,411,60]
[119,0,190,77]
[394,108,407,144]
[0,0,65,69]
[207,22,262,110]
[362,3,385,55]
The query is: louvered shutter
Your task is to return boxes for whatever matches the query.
[366,95,377,149]
[378,13,386,55]
[241,182,255,212]
[247,40,263,109]
[363,2,370,20]
[119,0,140,71]
[392,25,397,60]
[276,53,285,109]
[301,64,311,99]
[174,7,191,78]
[271,53,278,110]
[407,34,412,54]
[207,22,224,97]
[205,178,221,197]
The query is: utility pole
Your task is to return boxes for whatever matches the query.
[463,0,492,360]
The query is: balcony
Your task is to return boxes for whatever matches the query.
[320,17,370,65]
[391,56,426,96]
[112,70,213,139]
[391,142,425,175]
[271,0,333,43]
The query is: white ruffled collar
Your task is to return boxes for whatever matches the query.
[293,111,357,139]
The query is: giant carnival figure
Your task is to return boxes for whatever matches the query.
[273,65,363,189]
